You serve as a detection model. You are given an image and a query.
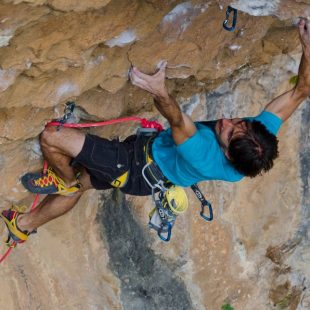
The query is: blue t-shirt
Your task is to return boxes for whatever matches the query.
[152,111,282,187]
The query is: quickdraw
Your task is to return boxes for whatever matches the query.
[191,183,213,221]
[223,6,238,32]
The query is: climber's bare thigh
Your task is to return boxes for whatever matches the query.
[41,127,86,158]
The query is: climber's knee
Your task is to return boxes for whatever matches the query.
[40,127,86,157]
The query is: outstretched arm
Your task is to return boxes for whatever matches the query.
[265,18,310,122]
[129,61,196,145]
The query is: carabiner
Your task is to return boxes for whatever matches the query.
[62,101,76,122]
[200,200,213,222]
[56,101,76,130]
[223,6,238,32]
[158,222,172,242]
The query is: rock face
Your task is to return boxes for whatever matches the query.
[0,1,309,309]
[231,0,310,19]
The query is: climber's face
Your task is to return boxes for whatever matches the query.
[215,118,248,157]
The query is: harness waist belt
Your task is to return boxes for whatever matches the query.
[143,136,172,189]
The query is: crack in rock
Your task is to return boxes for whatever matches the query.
[97,190,193,310]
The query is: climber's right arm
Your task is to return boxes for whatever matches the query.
[265,18,310,122]
[130,63,196,145]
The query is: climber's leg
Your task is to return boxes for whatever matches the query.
[21,127,86,195]
[1,169,93,242]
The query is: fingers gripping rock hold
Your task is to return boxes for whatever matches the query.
[129,62,169,99]
[156,60,168,72]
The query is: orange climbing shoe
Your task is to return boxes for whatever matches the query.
[21,167,81,196]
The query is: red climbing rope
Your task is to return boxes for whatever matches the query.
[46,117,163,131]
[0,116,163,263]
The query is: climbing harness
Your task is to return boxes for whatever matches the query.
[139,128,213,242]
[223,6,238,32]
[0,101,213,262]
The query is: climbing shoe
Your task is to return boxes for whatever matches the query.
[0,209,29,245]
[21,167,81,196]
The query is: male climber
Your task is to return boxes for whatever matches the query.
[1,19,309,244]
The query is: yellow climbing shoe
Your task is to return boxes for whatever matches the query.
[21,167,81,196]
[0,209,29,245]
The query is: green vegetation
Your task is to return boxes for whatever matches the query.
[221,303,234,310]
[289,75,298,85]
[276,293,292,309]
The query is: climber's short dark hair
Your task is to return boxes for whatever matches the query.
[228,120,279,178]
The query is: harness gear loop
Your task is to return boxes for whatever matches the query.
[223,6,238,32]
[142,162,168,192]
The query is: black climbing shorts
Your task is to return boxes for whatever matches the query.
[72,134,153,196]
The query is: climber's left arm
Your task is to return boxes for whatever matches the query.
[265,18,310,122]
